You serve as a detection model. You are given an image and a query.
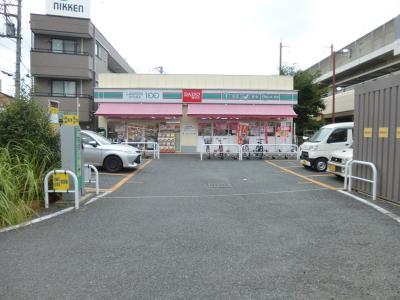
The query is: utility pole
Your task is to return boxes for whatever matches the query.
[0,0,22,97]
[331,44,336,123]
[279,40,289,75]
[15,0,21,98]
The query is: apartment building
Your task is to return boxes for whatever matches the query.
[30,12,134,128]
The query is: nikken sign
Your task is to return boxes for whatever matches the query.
[46,0,91,19]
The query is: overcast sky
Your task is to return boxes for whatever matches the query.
[0,0,399,95]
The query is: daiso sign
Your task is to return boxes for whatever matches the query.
[182,89,202,103]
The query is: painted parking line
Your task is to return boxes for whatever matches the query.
[85,188,112,193]
[102,187,329,200]
[265,161,338,191]
[110,159,152,192]
[339,191,400,224]
[267,161,400,225]
[98,172,127,176]
[306,174,336,177]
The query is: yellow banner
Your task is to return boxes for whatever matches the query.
[63,114,79,126]
[397,127,400,139]
[52,173,69,191]
[378,127,388,138]
[363,128,372,138]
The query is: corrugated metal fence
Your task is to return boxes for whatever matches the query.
[354,73,400,203]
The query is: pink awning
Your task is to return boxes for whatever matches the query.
[187,104,297,118]
[95,103,182,118]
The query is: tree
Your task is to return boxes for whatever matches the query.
[281,66,328,136]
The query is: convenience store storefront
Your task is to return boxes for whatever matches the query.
[94,75,298,153]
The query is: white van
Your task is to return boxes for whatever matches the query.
[299,122,353,172]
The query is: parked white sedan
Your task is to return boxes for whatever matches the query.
[81,130,141,172]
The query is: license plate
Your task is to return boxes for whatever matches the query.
[301,159,310,166]
[327,164,336,172]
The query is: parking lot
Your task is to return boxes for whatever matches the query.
[1,155,400,299]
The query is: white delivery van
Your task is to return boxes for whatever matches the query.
[299,122,353,172]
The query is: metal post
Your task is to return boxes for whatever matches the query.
[331,44,336,123]
[279,41,282,75]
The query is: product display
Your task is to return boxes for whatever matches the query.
[158,132,176,153]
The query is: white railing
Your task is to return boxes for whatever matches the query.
[200,143,242,160]
[44,170,80,210]
[241,144,299,160]
[123,142,160,159]
[84,164,99,195]
[344,160,378,201]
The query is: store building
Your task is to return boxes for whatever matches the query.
[30,0,134,128]
[95,74,298,153]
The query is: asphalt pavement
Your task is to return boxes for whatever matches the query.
[1,155,400,299]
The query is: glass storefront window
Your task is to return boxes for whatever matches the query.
[198,122,212,136]
[214,122,228,136]
[248,121,260,136]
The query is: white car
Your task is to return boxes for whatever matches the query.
[299,122,353,172]
[327,148,353,177]
[81,130,141,172]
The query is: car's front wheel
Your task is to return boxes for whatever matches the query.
[314,158,327,172]
[103,155,123,172]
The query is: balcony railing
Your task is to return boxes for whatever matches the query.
[34,92,93,99]
[32,48,90,56]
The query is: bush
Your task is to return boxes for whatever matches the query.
[0,93,60,227]
[0,96,60,158]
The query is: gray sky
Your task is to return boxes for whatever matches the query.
[0,0,399,95]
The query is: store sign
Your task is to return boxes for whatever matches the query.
[378,127,388,138]
[183,89,202,103]
[364,128,372,138]
[52,173,69,191]
[94,89,298,104]
[182,125,196,134]
[46,0,91,19]
[63,114,79,126]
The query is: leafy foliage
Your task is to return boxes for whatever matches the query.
[281,66,328,136]
[0,91,60,228]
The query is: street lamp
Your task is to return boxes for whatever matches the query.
[330,45,351,123]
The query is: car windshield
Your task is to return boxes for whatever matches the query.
[88,131,112,145]
[308,128,332,142]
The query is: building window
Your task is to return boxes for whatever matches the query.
[95,42,101,58]
[51,39,76,54]
[52,80,77,97]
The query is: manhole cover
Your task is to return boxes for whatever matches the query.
[207,182,232,189]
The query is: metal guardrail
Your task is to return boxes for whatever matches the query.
[200,143,242,160]
[123,142,160,159]
[84,164,99,195]
[344,160,377,200]
[241,144,299,160]
[32,48,90,56]
[34,92,93,99]
[44,170,80,210]
[200,143,300,161]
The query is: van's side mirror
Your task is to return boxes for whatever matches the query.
[88,140,98,147]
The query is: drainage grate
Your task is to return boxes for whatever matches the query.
[207,182,233,189]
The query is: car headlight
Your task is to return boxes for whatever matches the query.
[309,145,319,151]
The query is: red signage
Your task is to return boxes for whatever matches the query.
[182,89,202,103]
